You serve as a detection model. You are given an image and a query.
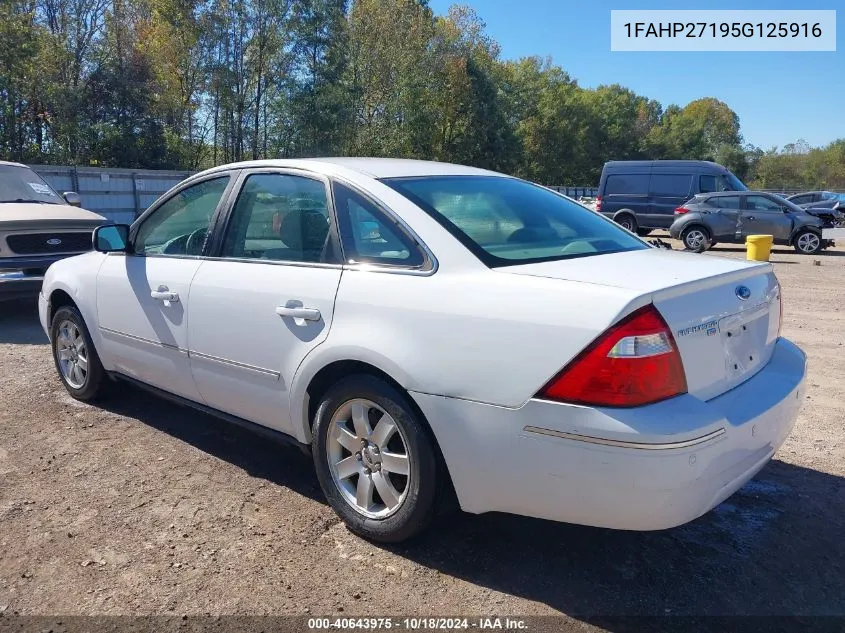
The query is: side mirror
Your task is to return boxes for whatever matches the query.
[62,191,82,207]
[93,224,130,253]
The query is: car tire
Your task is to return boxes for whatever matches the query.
[312,375,440,543]
[636,228,651,237]
[681,225,711,253]
[615,214,637,233]
[50,305,110,401]
[793,229,822,254]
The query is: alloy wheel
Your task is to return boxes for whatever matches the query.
[684,229,708,250]
[56,320,88,389]
[327,398,411,519]
[796,232,820,253]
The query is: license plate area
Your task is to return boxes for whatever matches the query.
[720,303,770,385]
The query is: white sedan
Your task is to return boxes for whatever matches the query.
[38,158,807,542]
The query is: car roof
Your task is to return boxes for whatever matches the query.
[0,160,30,168]
[191,158,503,181]
[603,160,725,169]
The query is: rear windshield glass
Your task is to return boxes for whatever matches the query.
[0,165,62,204]
[382,176,647,267]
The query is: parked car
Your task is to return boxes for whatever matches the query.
[786,190,845,208]
[670,191,830,254]
[39,158,806,542]
[596,160,747,235]
[0,161,105,300]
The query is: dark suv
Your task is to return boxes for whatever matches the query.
[669,191,831,254]
[596,160,747,235]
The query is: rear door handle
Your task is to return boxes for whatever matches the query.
[275,306,321,322]
[150,287,179,303]
[747,216,756,220]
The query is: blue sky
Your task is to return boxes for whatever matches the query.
[427,0,843,150]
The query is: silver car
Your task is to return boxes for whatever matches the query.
[669,191,830,255]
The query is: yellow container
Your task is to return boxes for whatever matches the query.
[746,234,773,261]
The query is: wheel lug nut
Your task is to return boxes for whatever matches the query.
[355,452,362,461]
[372,446,379,454]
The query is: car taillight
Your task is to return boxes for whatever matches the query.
[537,304,687,407]
[595,195,602,212]
[674,207,689,214]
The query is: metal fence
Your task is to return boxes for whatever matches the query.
[549,186,599,198]
[29,165,194,224]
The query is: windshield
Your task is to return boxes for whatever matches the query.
[382,175,648,267]
[721,171,747,192]
[0,165,61,204]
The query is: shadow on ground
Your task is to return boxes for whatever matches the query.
[109,376,845,621]
[0,298,46,345]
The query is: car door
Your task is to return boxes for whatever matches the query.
[647,173,693,228]
[702,195,742,240]
[187,170,343,434]
[96,174,235,399]
[741,195,794,241]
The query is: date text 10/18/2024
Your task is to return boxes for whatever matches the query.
[307,617,528,630]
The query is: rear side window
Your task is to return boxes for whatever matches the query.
[713,196,741,209]
[789,194,811,205]
[604,174,649,195]
[383,175,647,267]
[650,174,692,197]
[333,182,425,268]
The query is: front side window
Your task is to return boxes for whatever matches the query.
[745,195,783,213]
[789,194,811,205]
[333,182,424,267]
[134,177,229,255]
[221,173,333,263]
[701,173,746,193]
[384,176,646,267]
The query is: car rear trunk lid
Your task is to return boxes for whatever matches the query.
[501,248,781,401]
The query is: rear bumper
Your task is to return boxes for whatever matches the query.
[413,337,806,530]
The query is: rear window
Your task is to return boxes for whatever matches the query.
[712,196,742,209]
[382,176,647,267]
[604,174,649,195]
[650,174,692,197]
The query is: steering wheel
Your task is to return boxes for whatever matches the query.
[184,228,208,256]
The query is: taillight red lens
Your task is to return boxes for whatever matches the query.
[538,304,687,407]
[595,195,602,212]
[674,207,688,214]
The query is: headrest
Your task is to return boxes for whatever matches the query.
[279,208,330,253]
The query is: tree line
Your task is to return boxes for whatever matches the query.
[1,0,843,189]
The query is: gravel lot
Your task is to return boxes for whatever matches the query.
[1,242,844,626]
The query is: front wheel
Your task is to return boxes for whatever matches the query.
[50,305,110,401]
[312,375,440,543]
[793,230,822,254]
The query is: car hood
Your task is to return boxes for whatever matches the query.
[498,247,766,293]
[0,202,106,229]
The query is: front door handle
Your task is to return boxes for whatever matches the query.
[151,287,180,303]
[746,216,756,221]
[275,306,321,322]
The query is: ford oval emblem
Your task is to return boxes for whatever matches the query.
[735,285,751,301]
[46,238,62,246]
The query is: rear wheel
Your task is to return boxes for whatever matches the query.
[615,214,637,233]
[681,226,711,253]
[793,230,822,254]
[312,375,440,543]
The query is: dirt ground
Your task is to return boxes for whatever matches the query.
[1,241,844,627]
